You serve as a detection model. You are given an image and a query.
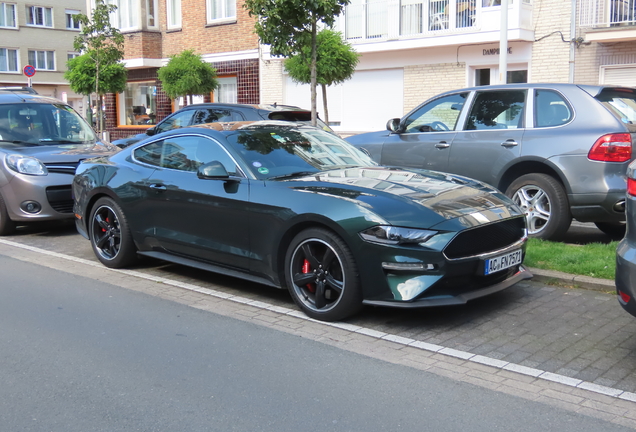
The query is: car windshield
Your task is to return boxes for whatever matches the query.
[0,103,96,146]
[596,89,636,124]
[226,125,377,179]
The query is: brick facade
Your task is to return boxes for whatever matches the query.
[529,0,572,83]
[403,63,467,114]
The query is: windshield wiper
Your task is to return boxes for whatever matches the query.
[39,139,84,144]
[269,170,320,180]
[0,139,37,146]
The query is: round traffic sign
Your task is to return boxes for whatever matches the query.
[23,65,36,77]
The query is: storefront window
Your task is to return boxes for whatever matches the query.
[119,81,158,126]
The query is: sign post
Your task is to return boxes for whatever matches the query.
[23,65,36,87]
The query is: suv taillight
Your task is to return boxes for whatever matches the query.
[588,133,632,162]
[628,178,636,197]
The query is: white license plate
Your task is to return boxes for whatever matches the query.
[484,249,522,275]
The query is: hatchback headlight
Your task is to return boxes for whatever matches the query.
[6,155,48,176]
[360,226,437,245]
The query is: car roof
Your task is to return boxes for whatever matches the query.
[432,82,635,98]
[0,92,65,105]
[174,102,309,113]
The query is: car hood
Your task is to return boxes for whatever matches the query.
[3,141,118,163]
[285,167,523,230]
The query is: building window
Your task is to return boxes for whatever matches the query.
[167,0,181,28]
[26,5,53,27]
[0,48,18,72]
[119,81,158,126]
[214,77,237,103]
[108,0,139,30]
[0,3,16,28]
[207,0,235,22]
[146,0,157,27]
[28,50,55,70]
[66,9,81,29]
[67,52,80,61]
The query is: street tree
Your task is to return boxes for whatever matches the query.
[65,0,126,133]
[244,0,350,126]
[284,29,359,125]
[157,50,219,107]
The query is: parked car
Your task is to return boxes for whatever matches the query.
[346,83,636,241]
[74,120,531,321]
[616,159,636,318]
[112,103,335,148]
[0,92,118,235]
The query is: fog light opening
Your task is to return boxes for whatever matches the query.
[382,262,436,271]
[619,290,631,305]
[20,201,42,214]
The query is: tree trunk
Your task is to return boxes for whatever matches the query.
[310,16,317,127]
[95,58,102,133]
[321,84,329,126]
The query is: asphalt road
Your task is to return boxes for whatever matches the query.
[2,254,634,431]
[3,219,636,397]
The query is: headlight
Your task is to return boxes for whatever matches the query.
[360,226,437,245]
[6,154,48,176]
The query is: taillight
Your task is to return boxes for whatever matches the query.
[588,133,632,162]
[628,178,636,197]
[619,290,631,304]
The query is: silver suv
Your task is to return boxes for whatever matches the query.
[346,83,636,240]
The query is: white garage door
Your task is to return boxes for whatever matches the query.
[601,65,636,87]
[284,68,403,133]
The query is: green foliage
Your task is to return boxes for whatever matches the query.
[284,29,359,86]
[157,50,219,101]
[243,0,349,58]
[524,238,617,280]
[65,54,127,96]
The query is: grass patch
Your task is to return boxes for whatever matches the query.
[524,238,618,280]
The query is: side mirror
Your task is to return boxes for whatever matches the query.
[386,118,402,133]
[197,161,230,179]
[146,126,157,136]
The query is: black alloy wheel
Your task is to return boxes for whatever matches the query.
[0,192,16,236]
[285,228,362,321]
[89,197,137,268]
[506,173,571,241]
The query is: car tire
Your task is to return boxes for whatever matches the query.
[506,174,571,241]
[0,193,16,236]
[284,228,363,321]
[594,221,626,239]
[89,197,137,268]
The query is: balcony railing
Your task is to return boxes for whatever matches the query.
[334,0,533,43]
[580,0,636,27]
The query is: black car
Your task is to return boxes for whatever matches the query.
[74,121,532,321]
[112,103,335,148]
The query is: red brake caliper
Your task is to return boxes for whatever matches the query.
[302,259,316,293]
[102,217,109,232]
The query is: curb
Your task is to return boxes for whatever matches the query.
[528,267,616,293]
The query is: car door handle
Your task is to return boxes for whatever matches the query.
[435,141,450,149]
[149,183,167,191]
[501,140,519,148]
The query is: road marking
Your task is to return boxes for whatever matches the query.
[1,237,635,404]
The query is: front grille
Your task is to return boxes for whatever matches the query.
[443,217,526,260]
[46,185,73,213]
[44,162,80,175]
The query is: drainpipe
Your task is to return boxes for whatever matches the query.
[569,0,577,83]
[499,0,509,84]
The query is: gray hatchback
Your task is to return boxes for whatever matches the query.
[0,92,118,235]
[346,83,636,240]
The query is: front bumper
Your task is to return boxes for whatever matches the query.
[1,172,74,222]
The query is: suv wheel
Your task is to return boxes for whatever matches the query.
[594,221,626,239]
[0,193,16,236]
[506,174,571,241]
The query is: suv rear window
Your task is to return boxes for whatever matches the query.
[596,88,636,124]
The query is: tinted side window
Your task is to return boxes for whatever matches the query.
[465,90,526,130]
[535,90,572,128]
[155,109,196,134]
[135,136,239,174]
[192,109,242,124]
[403,93,468,133]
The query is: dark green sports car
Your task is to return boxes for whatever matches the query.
[73,121,532,321]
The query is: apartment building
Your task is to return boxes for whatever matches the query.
[261,0,636,134]
[99,0,259,141]
[0,0,87,113]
